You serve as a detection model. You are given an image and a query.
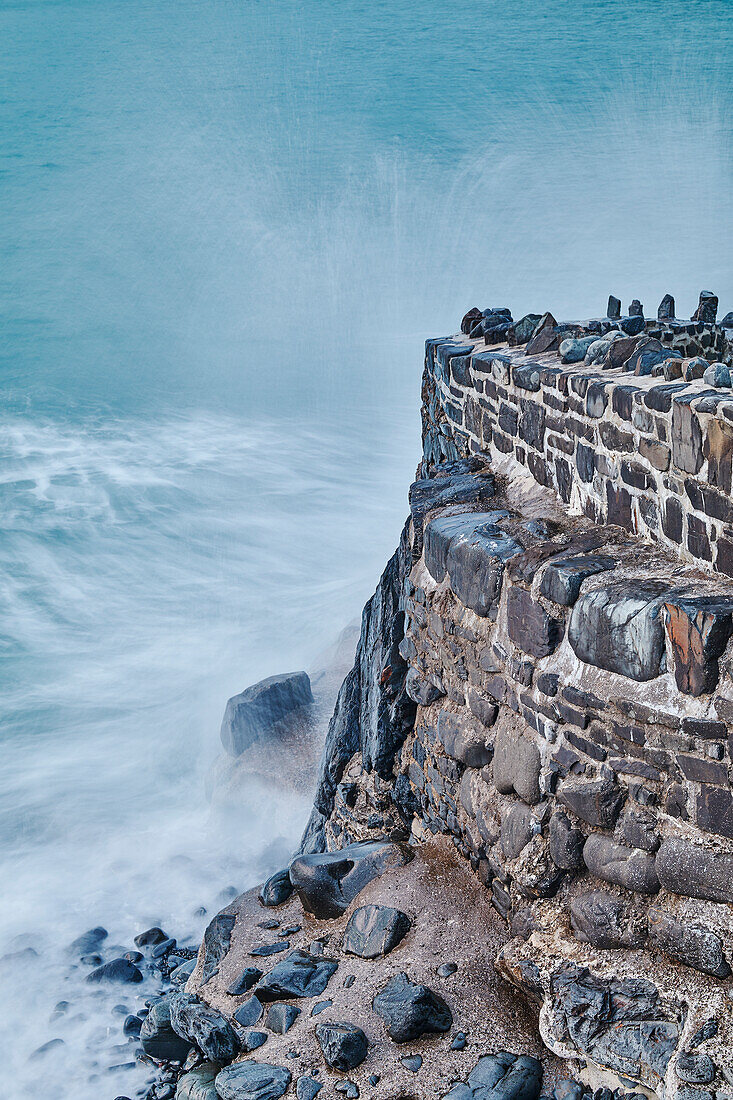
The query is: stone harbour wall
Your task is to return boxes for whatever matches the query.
[302,293,733,1100]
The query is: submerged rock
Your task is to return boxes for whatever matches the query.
[289,840,412,919]
[68,926,107,956]
[220,671,314,756]
[372,971,452,1042]
[86,958,143,984]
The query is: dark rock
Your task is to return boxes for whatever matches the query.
[568,581,669,681]
[260,868,293,907]
[501,803,534,860]
[266,1003,300,1034]
[423,512,519,616]
[607,296,621,320]
[241,1030,268,1052]
[401,1055,423,1072]
[549,811,586,870]
[220,671,314,756]
[553,1080,584,1100]
[626,338,670,375]
[122,1014,142,1037]
[200,913,235,984]
[169,992,239,1064]
[296,1078,323,1100]
[254,949,338,1001]
[151,937,177,959]
[658,294,675,321]
[509,314,543,346]
[461,307,483,335]
[629,299,644,317]
[692,291,718,324]
[68,926,108,956]
[657,838,733,903]
[250,942,290,957]
[140,997,193,1063]
[171,958,198,984]
[342,904,411,958]
[540,555,616,607]
[176,1061,218,1100]
[289,840,412,919]
[86,958,143,984]
[620,316,646,336]
[671,399,703,475]
[438,962,458,977]
[558,778,624,829]
[648,907,730,978]
[583,835,659,894]
[372,971,452,1042]
[215,1062,291,1100]
[526,313,560,355]
[233,996,263,1027]
[690,1020,718,1047]
[663,596,733,696]
[506,587,563,658]
[334,1083,359,1098]
[227,967,263,996]
[437,711,492,768]
[560,336,597,364]
[409,471,495,560]
[134,926,167,949]
[443,1051,543,1100]
[570,892,636,949]
[405,667,445,706]
[676,1052,715,1084]
[493,728,541,805]
[703,362,731,387]
[451,1032,467,1050]
[315,1021,369,1070]
[311,999,332,1015]
[618,810,659,853]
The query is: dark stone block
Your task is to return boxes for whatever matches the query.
[605,483,632,529]
[682,716,727,739]
[607,296,621,319]
[658,294,675,321]
[169,992,239,1063]
[215,1062,291,1100]
[260,869,293,907]
[254,949,338,1001]
[657,838,733,903]
[676,1052,715,1084]
[540,555,616,607]
[443,1051,543,1100]
[570,891,638,949]
[692,291,718,324]
[509,314,543,346]
[536,672,559,696]
[583,835,659,894]
[233,996,263,1027]
[437,711,493,767]
[289,840,412,919]
[315,1021,368,1070]
[140,997,193,1062]
[648,908,730,979]
[569,581,668,681]
[687,514,712,561]
[501,803,535,860]
[549,810,585,869]
[626,338,668,375]
[525,312,559,355]
[405,667,445,706]
[672,399,703,474]
[373,972,452,1042]
[662,595,733,696]
[227,967,263,996]
[704,418,733,494]
[221,672,314,756]
[662,497,683,543]
[423,511,516,610]
[493,728,542,804]
[506,586,564,658]
[558,778,624,829]
[695,785,733,840]
[468,690,499,728]
[619,810,659,852]
[342,904,411,958]
[620,315,646,336]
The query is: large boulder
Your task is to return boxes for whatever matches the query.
[215,1062,291,1100]
[568,581,669,681]
[140,996,193,1063]
[176,1061,218,1100]
[169,991,239,1064]
[289,840,412,919]
[220,672,314,756]
[648,908,731,978]
[423,512,519,617]
[372,971,452,1042]
[199,913,236,985]
[342,904,411,958]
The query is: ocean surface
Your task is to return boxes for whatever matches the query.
[1,1,732,1095]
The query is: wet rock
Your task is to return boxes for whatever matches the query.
[289,839,412,919]
[86,958,143,984]
[200,913,235,984]
[506,587,563,658]
[68,926,107,956]
[657,838,733,903]
[437,711,493,768]
[171,958,198,984]
[250,941,290,957]
[315,1021,369,1070]
[409,471,496,560]
[342,904,411,958]
[134,926,167,949]
[583,835,659,894]
[648,908,731,978]
[227,967,263,996]
[265,1003,300,1034]
[424,512,519,616]
[215,1062,291,1100]
[260,868,293,907]
[176,1060,218,1100]
[662,596,733,696]
[122,1014,142,1037]
[676,1052,715,1084]
[568,581,669,681]
[220,671,314,756]
[234,996,264,1027]
[151,937,177,959]
[539,555,616,607]
[549,810,585,870]
[254,949,338,1001]
[558,779,624,830]
[372,971,452,1042]
[443,1051,542,1100]
[140,997,193,1063]
[169,992,239,1064]
[493,728,542,805]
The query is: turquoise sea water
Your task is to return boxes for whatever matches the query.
[1,1,732,1095]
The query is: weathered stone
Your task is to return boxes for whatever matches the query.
[437,711,493,767]
[296,1078,323,1100]
[260,869,293,907]
[220,672,314,756]
[289,840,412,919]
[493,729,541,804]
[409,472,495,558]
[558,778,624,829]
[696,785,733,841]
[663,596,733,696]
[549,810,585,870]
[169,992,239,1064]
[443,1051,543,1100]
[525,312,560,355]
[625,338,670,376]
[676,1052,715,1084]
[658,294,675,321]
[233,996,263,1027]
[200,913,235,984]
[570,892,638,949]
[560,336,597,364]
[506,587,563,658]
[253,949,338,1001]
[692,291,718,324]
[703,362,731,388]
[342,904,411,958]
[86,958,143,984]
[373,972,452,1042]
[315,1021,369,1070]
[583,834,659,894]
[568,581,669,681]
[177,1062,218,1100]
[606,336,639,369]
[265,1003,300,1034]
[423,512,519,617]
[461,307,483,335]
[648,908,731,978]
[618,809,659,852]
[509,314,543,346]
[620,316,646,336]
[140,996,193,1062]
[501,803,534,860]
[227,967,263,996]
[540,555,616,607]
[629,299,644,317]
[705,418,733,494]
[607,296,621,320]
[671,400,703,474]
[405,667,445,706]
[215,1062,291,1100]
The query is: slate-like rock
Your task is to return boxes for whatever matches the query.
[241,1030,268,1052]
[676,1052,715,1084]
[86,958,143,984]
[221,672,314,756]
[692,291,718,324]
[648,908,731,978]
[501,803,534,860]
[200,913,235,984]
[656,838,733,903]
[315,1021,369,1070]
[289,840,412,919]
[296,1078,323,1100]
[254,949,338,1001]
[558,779,624,830]
[509,314,543,346]
[234,996,264,1027]
[568,582,669,681]
[259,868,293,907]
[265,1003,300,1034]
[570,892,635,949]
[560,336,597,363]
[540,556,616,607]
[663,596,733,696]
[525,312,560,355]
[169,992,239,1064]
[583,835,660,895]
[140,997,193,1063]
[228,967,263,996]
[437,711,493,768]
[423,512,519,617]
[372,971,452,1042]
[409,472,495,559]
[443,1050,543,1100]
[506,587,563,658]
[342,904,411,958]
[405,667,446,706]
[549,810,585,870]
[134,926,167,949]
[176,1060,218,1100]
[215,1062,291,1100]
